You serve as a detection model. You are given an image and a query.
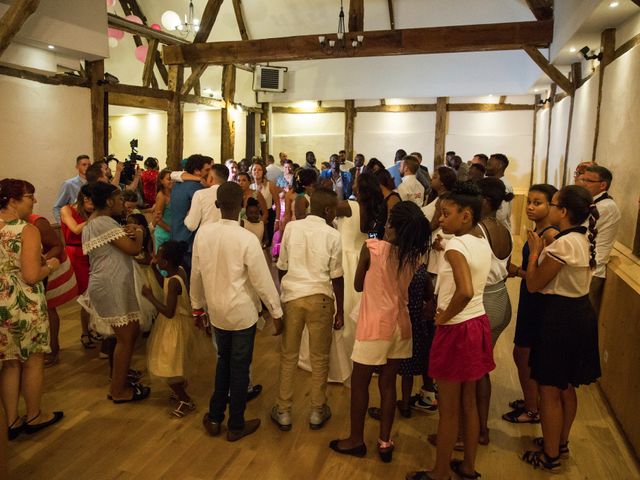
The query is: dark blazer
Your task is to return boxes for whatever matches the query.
[319,169,352,200]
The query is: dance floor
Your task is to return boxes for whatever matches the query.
[7,241,640,479]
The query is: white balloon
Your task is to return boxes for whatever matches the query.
[108,37,119,48]
[161,10,181,30]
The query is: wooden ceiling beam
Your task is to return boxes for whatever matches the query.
[0,0,40,58]
[525,0,553,21]
[232,0,249,41]
[142,39,159,88]
[162,20,553,65]
[194,0,225,43]
[107,14,189,45]
[181,64,208,95]
[349,0,364,32]
[523,45,573,95]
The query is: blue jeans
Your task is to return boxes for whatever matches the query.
[209,324,256,430]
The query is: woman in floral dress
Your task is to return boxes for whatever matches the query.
[0,179,64,440]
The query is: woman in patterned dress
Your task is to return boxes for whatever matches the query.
[0,179,64,440]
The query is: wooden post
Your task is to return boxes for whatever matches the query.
[221,64,237,162]
[387,0,395,30]
[592,28,616,162]
[434,97,448,167]
[0,0,40,58]
[561,62,582,187]
[530,94,541,186]
[260,102,269,161]
[348,0,364,32]
[345,100,355,162]
[232,0,249,40]
[166,65,184,170]
[86,60,106,162]
[543,84,556,183]
[142,39,158,88]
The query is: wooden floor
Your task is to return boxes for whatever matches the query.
[7,246,640,479]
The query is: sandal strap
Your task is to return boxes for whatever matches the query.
[522,450,561,471]
[377,438,394,449]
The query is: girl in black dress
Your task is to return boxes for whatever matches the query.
[521,185,601,473]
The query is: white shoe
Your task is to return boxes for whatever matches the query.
[270,406,292,431]
[409,389,438,413]
[309,404,331,430]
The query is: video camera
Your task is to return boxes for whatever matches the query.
[105,139,143,185]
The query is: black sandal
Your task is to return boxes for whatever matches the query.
[522,450,561,473]
[328,439,367,457]
[501,408,540,423]
[508,398,525,410]
[450,459,481,479]
[378,439,394,463]
[533,437,570,458]
[110,384,151,404]
[23,411,64,435]
[80,334,96,349]
[8,417,24,441]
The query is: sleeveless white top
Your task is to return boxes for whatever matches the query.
[252,181,272,206]
[478,222,511,286]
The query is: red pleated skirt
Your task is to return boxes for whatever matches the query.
[429,314,495,382]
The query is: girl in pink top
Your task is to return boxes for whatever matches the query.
[330,201,430,463]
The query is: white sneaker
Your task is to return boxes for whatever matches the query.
[270,406,292,431]
[309,404,331,430]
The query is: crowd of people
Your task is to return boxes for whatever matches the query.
[0,146,621,478]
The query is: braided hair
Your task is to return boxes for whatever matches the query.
[388,201,431,274]
[556,185,598,269]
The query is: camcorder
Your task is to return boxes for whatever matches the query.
[105,139,143,185]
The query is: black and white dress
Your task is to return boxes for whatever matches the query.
[529,227,601,390]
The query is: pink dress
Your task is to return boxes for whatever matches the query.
[351,239,414,366]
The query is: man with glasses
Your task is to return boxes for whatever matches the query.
[577,165,620,314]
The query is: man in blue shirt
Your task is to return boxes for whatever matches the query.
[52,155,91,222]
[171,154,212,274]
[387,148,407,188]
[319,154,352,200]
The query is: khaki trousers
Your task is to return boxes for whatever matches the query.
[276,294,335,413]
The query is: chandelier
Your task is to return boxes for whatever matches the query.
[318,0,364,53]
[161,1,200,38]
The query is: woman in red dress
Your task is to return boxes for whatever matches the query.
[60,185,95,348]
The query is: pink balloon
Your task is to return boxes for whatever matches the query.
[135,45,149,63]
[106,0,115,7]
[150,23,162,31]
[125,15,143,25]
[107,28,124,40]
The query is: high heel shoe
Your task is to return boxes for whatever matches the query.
[378,438,394,463]
[328,439,367,457]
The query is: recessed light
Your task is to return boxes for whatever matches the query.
[569,47,577,53]
[534,88,539,92]
[47,45,55,49]
[609,1,619,7]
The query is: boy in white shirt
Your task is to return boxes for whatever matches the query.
[184,164,229,231]
[271,187,345,431]
[398,155,425,207]
[191,182,283,442]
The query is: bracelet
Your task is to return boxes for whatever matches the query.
[529,254,539,262]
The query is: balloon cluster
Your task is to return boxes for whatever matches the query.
[106,0,163,63]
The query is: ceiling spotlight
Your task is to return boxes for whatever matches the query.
[609,1,619,7]
[569,47,577,53]
[47,45,55,49]
[579,46,602,61]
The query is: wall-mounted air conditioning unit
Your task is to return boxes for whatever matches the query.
[253,65,287,93]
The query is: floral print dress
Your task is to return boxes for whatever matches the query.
[0,219,49,361]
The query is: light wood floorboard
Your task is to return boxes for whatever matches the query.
[7,242,640,479]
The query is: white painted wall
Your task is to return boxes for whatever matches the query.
[0,76,92,222]
[447,110,534,192]
[567,75,598,177]
[532,107,550,185]
[595,44,640,249]
[546,96,571,188]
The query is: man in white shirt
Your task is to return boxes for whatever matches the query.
[191,182,283,442]
[184,164,229,231]
[271,188,344,431]
[487,153,514,231]
[577,165,621,314]
[398,155,425,207]
[339,149,355,172]
[265,154,282,183]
